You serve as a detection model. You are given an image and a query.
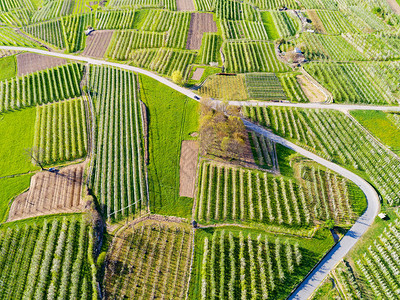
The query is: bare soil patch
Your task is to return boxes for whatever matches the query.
[180,140,199,198]
[308,10,326,34]
[177,0,195,10]
[17,52,67,76]
[82,30,114,58]
[186,13,217,50]
[386,0,400,14]
[192,67,205,80]
[297,75,325,103]
[8,163,86,222]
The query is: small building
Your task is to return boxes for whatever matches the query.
[378,213,387,219]
[85,27,94,36]
[293,47,302,54]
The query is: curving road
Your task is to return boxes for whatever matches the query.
[1,46,400,112]
[1,46,383,299]
[244,120,380,300]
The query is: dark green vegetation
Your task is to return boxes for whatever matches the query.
[351,110,400,154]
[0,174,33,222]
[0,107,37,177]
[0,55,16,81]
[139,75,199,219]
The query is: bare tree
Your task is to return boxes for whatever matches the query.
[26,147,45,170]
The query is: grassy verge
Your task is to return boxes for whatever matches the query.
[139,74,199,219]
[0,107,38,177]
[0,55,16,81]
[350,110,400,155]
[310,276,341,300]
[0,173,33,222]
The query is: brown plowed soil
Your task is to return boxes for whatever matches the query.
[17,52,67,76]
[8,163,86,222]
[177,0,195,10]
[191,68,204,80]
[179,140,199,198]
[82,30,114,58]
[186,13,217,50]
[297,74,325,103]
[386,0,400,14]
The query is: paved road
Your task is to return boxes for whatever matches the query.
[2,46,400,112]
[244,120,380,300]
[1,46,383,299]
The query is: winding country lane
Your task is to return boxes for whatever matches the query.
[0,46,383,299]
[2,46,400,112]
[244,120,380,300]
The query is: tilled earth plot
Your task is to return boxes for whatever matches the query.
[8,163,86,222]
[179,140,199,198]
[177,0,195,11]
[186,13,217,50]
[82,30,114,58]
[17,52,67,76]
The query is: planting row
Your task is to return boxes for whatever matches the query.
[108,0,176,10]
[0,217,97,299]
[196,160,357,227]
[33,98,88,164]
[95,9,136,30]
[223,41,289,73]
[221,20,269,40]
[105,30,166,60]
[200,229,302,299]
[199,33,220,65]
[23,19,66,49]
[243,106,400,205]
[130,48,196,78]
[104,221,193,299]
[0,63,83,113]
[305,62,398,105]
[89,65,147,219]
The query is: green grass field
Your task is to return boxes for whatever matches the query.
[139,75,199,219]
[261,11,280,40]
[0,55,16,81]
[0,173,33,222]
[351,110,400,155]
[0,108,38,177]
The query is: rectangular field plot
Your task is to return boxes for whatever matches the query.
[82,30,114,58]
[22,19,66,49]
[17,52,67,76]
[245,0,299,9]
[315,10,358,35]
[95,9,135,29]
[0,63,83,113]
[221,19,269,40]
[177,0,195,10]
[62,13,95,53]
[130,48,196,78]
[196,229,305,299]
[299,32,365,61]
[33,98,88,164]
[196,160,357,229]
[31,0,73,23]
[199,33,221,64]
[0,27,39,47]
[106,30,166,60]
[304,62,398,104]
[8,163,86,221]
[0,217,97,299]
[186,13,217,50]
[108,0,176,10]
[223,41,290,73]
[88,65,147,219]
[199,74,248,100]
[245,73,286,101]
[103,219,193,299]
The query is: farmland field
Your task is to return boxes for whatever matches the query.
[1,0,400,298]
